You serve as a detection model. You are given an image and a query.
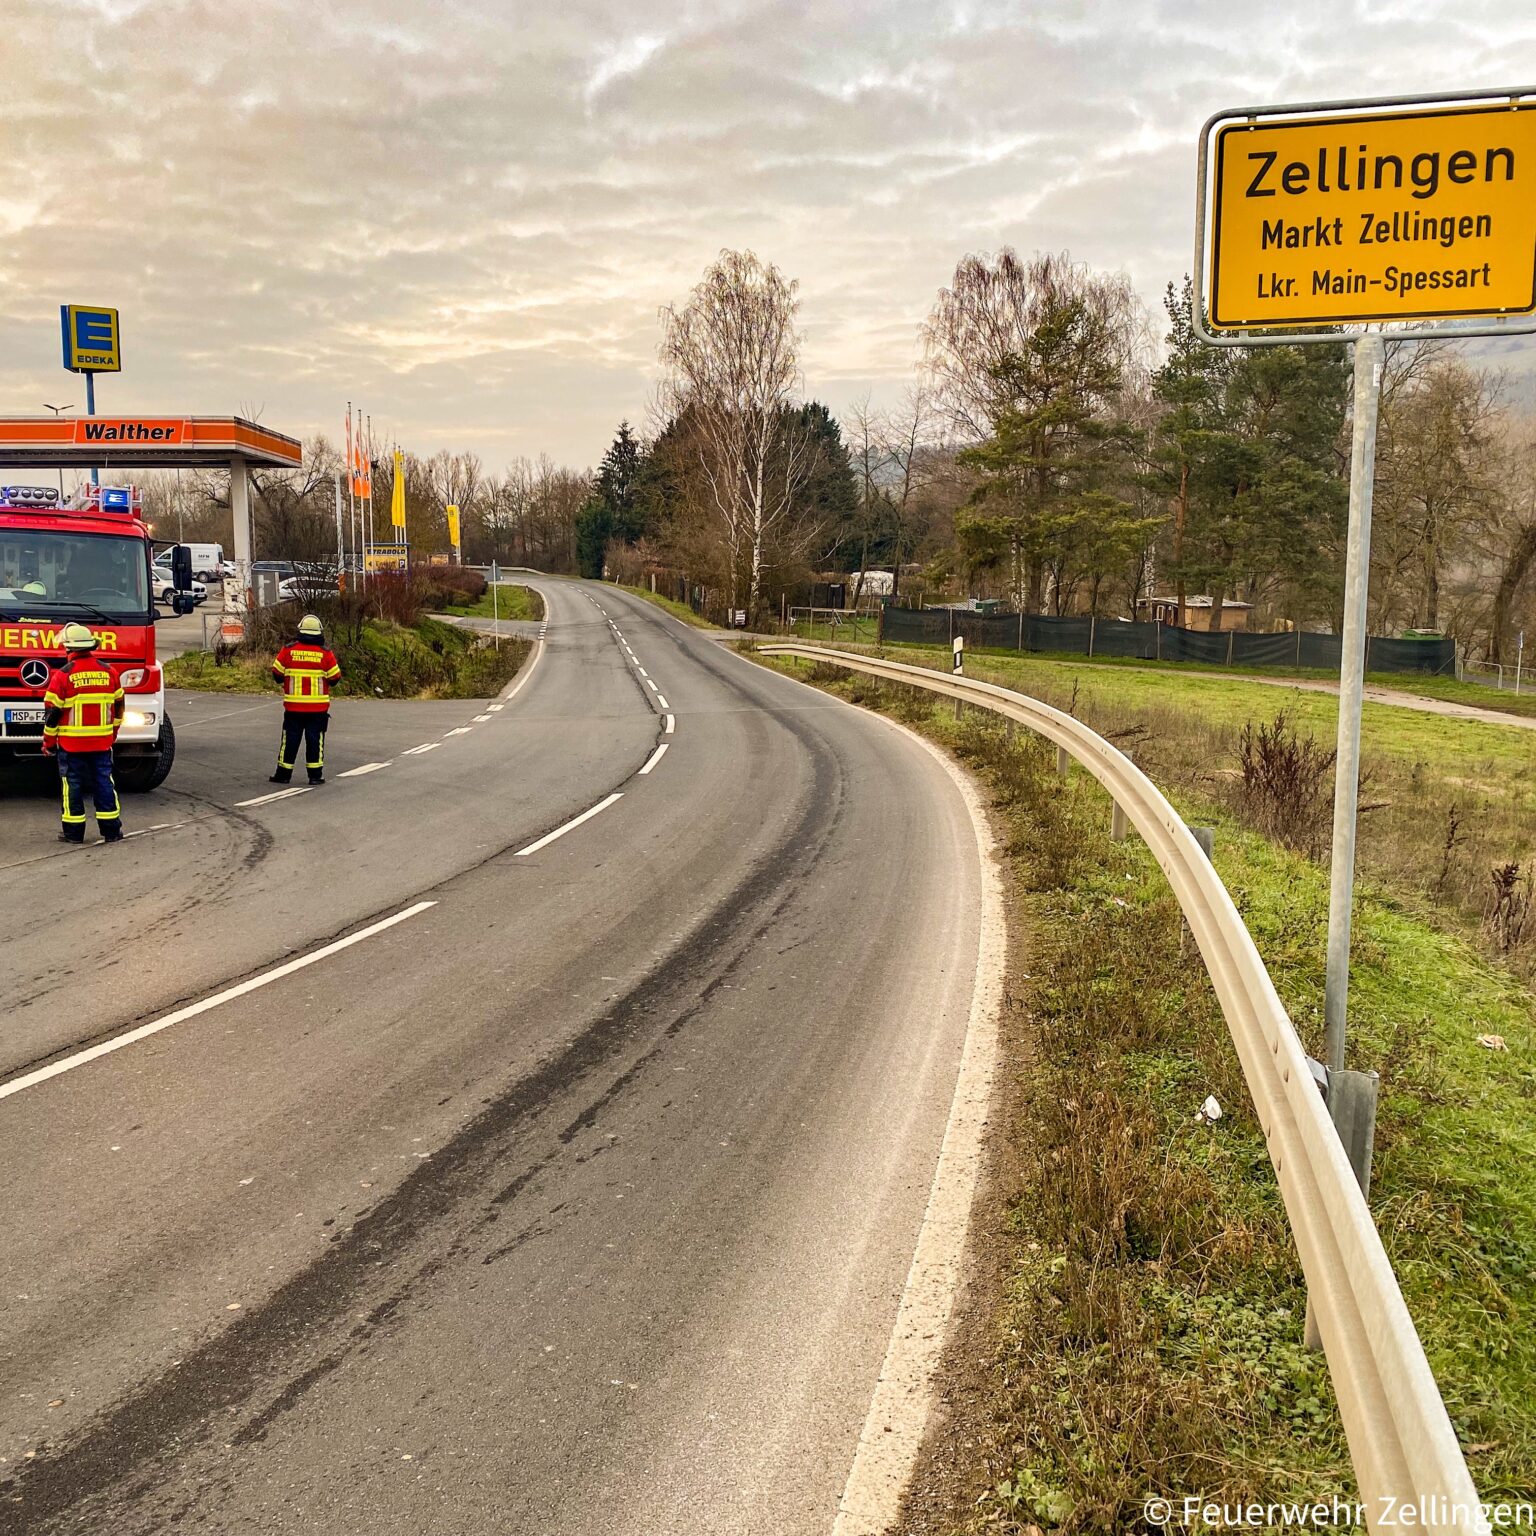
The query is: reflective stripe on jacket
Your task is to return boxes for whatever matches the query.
[43,658,124,751]
[272,643,341,712]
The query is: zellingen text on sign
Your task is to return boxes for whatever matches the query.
[1209,102,1536,328]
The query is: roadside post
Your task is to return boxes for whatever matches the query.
[1517,629,1525,695]
[952,633,964,720]
[490,559,501,647]
[1194,88,1536,1304]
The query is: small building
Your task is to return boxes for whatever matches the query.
[1137,594,1254,633]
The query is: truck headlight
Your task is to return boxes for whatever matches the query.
[124,709,156,728]
[119,668,147,688]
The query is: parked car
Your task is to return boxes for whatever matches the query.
[153,572,207,606]
[279,571,339,602]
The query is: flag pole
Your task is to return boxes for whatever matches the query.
[345,402,358,590]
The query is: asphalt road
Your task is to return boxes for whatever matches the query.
[0,578,986,1535]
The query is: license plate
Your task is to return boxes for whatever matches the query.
[5,707,44,725]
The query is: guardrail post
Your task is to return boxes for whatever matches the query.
[1181,829,1216,955]
[1306,1067,1380,1350]
[1110,750,1135,840]
[1055,745,1070,778]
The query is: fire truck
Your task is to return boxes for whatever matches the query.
[0,482,177,789]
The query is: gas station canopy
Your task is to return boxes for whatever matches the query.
[0,415,301,471]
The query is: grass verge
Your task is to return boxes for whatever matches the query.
[755,653,1536,1534]
[611,584,713,628]
[166,616,532,700]
[444,583,545,622]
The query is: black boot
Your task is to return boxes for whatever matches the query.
[269,771,291,784]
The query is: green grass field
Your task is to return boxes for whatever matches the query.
[755,653,1536,1531]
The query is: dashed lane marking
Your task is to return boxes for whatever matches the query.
[473,714,492,722]
[444,727,473,737]
[401,743,441,756]
[235,786,311,808]
[664,714,675,734]
[0,902,438,1103]
[339,762,391,778]
[514,792,623,857]
[655,694,669,710]
[638,743,669,776]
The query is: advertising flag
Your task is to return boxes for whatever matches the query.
[446,503,460,551]
[390,449,406,530]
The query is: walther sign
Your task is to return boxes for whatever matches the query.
[1206,100,1536,328]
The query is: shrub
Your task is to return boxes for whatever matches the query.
[1230,710,1337,858]
[416,565,488,610]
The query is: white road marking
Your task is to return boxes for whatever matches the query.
[664,714,675,734]
[500,637,545,703]
[0,902,438,1103]
[402,743,440,756]
[655,694,669,709]
[487,704,504,713]
[637,667,648,678]
[514,793,623,856]
[645,679,659,693]
[235,786,311,808]
[339,762,390,778]
[472,713,492,722]
[444,727,473,737]
[638,743,669,775]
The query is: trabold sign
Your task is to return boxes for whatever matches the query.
[1208,101,1536,329]
[59,305,121,372]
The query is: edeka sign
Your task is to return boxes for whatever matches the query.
[59,305,121,372]
[1210,102,1536,328]
[71,419,187,445]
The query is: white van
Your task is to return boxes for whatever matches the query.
[152,542,225,582]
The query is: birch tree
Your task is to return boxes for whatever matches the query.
[658,250,811,621]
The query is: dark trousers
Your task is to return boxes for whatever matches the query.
[60,750,122,841]
[274,710,328,782]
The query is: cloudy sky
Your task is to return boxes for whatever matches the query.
[4,0,1535,469]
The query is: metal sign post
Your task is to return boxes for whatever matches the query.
[1324,333,1383,1073]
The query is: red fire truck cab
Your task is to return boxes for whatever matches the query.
[0,483,176,790]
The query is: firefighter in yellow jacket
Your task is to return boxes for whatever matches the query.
[43,622,125,844]
[270,614,341,785]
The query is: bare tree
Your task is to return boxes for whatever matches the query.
[921,248,1147,444]
[846,385,944,602]
[658,249,812,621]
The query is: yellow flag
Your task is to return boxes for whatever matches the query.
[390,449,406,530]
[446,504,460,549]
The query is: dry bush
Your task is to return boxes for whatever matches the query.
[1484,862,1534,954]
[1230,710,1337,858]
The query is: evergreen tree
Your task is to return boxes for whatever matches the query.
[574,497,611,579]
[596,420,647,544]
[957,291,1140,611]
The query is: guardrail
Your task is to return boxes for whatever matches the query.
[759,644,1487,1536]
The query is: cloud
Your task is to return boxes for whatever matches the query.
[1,0,1533,467]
